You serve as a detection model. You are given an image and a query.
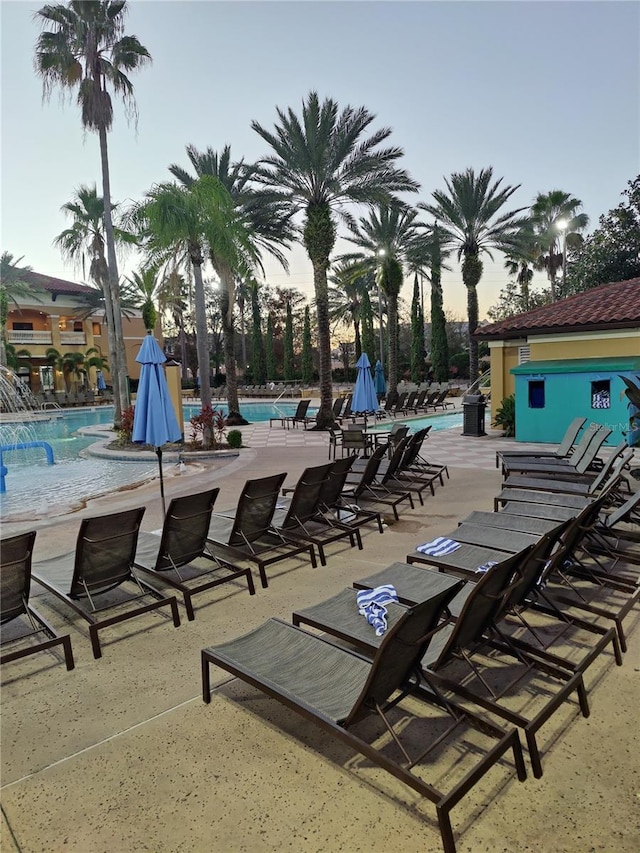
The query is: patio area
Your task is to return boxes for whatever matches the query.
[2,421,639,853]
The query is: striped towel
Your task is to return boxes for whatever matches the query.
[416,537,461,557]
[476,560,498,574]
[356,585,399,637]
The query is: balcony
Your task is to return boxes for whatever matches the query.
[60,332,87,346]
[7,330,52,345]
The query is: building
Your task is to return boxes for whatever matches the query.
[475,278,640,444]
[4,271,155,394]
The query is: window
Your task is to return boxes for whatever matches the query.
[12,322,33,331]
[528,380,545,408]
[92,322,102,335]
[73,321,83,332]
[591,380,610,409]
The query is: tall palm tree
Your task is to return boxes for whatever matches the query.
[503,223,539,312]
[252,91,419,428]
[327,262,369,360]
[54,184,134,425]
[0,253,36,367]
[122,266,160,332]
[531,190,589,301]
[35,0,151,419]
[168,145,293,423]
[421,167,529,381]
[133,176,244,415]
[342,204,421,394]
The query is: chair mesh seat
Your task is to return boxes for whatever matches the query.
[206,619,369,722]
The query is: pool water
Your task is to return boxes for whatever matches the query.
[368,412,463,432]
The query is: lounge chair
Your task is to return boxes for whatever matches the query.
[388,391,408,417]
[31,508,181,659]
[206,473,315,589]
[496,416,586,468]
[133,490,255,621]
[431,387,455,410]
[270,462,361,565]
[269,399,312,430]
[1,531,74,671]
[500,426,612,477]
[375,390,397,419]
[202,576,527,853]
[329,541,602,778]
[344,441,415,519]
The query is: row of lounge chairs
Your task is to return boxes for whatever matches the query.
[241,384,301,398]
[201,428,639,853]
[377,387,455,419]
[1,433,449,663]
[32,389,112,409]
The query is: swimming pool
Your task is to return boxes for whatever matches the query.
[368,412,463,432]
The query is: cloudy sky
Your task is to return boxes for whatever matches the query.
[1,0,638,318]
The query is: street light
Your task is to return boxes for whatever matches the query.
[377,248,386,372]
[556,217,568,295]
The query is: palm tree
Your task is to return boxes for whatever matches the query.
[53,184,134,425]
[421,167,529,381]
[342,204,421,394]
[133,176,242,414]
[504,223,539,312]
[35,0,151,418]
[327,262,369,360]
[84,346,109,388]
[0,252,36,367]
[168,145,293,424]
[531,190,589,301]
[122,266,160,332]
[252,91,419,428]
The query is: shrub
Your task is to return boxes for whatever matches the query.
[493,394,516,437]
[189,404,226,449]
[116,405,135,445]
[227,429,243,449]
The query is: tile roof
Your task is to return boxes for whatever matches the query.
[23,270,95,295]
[475,278,640,339]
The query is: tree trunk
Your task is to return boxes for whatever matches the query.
[353,318,362,360]
[387,293,398,396]
[98,124,128,428]
[190,244,212,410]
[312,258,334,428]
[462,253,483,382]
[239,298,247,377]
[220,268,247,425]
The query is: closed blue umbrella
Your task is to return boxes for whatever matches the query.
[132,332,182,515]
[351,352,380,416]
[96,370,106,392]
[374,360,386,396]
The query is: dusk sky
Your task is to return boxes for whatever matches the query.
[1,0,638,320]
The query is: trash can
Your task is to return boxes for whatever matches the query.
[462,394,487,436]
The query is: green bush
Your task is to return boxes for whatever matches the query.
[227,429,243,449]
[493,394,516,437]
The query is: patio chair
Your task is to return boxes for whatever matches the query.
[31,508,181,659]
[398,390,418,415]
[1,531,74,671]
[431,387,455,410]
[133,489,255,622]
[271,462,361,565]
[344,441,415,519]
[206,473,315,589]
[269,399,312,430]
[202,577,527,853]
[500,426,612,477]
[338,426,372,458]
[496,416,586,468]
[375,390,397,419]
[388,391,408,417]
[419,390,440,411]
[335,395,354,425]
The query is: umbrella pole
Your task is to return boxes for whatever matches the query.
[156,447,166,517]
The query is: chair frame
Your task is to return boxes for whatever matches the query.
[31,508,181,659]
[1,531,75,671]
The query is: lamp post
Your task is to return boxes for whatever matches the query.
[377,248,386,371]
[556,217,568,297]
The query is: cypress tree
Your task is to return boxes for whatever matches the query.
[283,298,294,381]
[250,281,265,384]
[361,287,375,362]
[410,274,423,383]
[430,225,449,382]
[265,313,276,380]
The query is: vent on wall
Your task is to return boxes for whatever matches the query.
[518,346,531,364]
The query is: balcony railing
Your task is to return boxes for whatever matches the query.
[59,332,87,346]
[7,330,53,345]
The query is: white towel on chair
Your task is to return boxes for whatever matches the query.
[356,584,399,636]
[416,537,461,556]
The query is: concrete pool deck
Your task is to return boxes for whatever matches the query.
[1,419,639,853]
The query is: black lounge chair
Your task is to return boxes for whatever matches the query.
[500,426,612,477]
[1,531,74,671]
[343,442,414,519]
[270,462,361,565]
[203,576,527,853]
[375,390,397,419]
[269,399,312,430]
[431,387,455,410]
[496,416,586,468]
[31,508,181,659]
[206,473,315,589]
[133,489,255,621]
[298,538,597,779]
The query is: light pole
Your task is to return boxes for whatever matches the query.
[377,248,386,372]
[556,218,568,297]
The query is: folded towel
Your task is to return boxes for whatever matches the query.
[275,502,287,510]
[476,560,498,574]
[356,584,399,636]
[416,537,461,557]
